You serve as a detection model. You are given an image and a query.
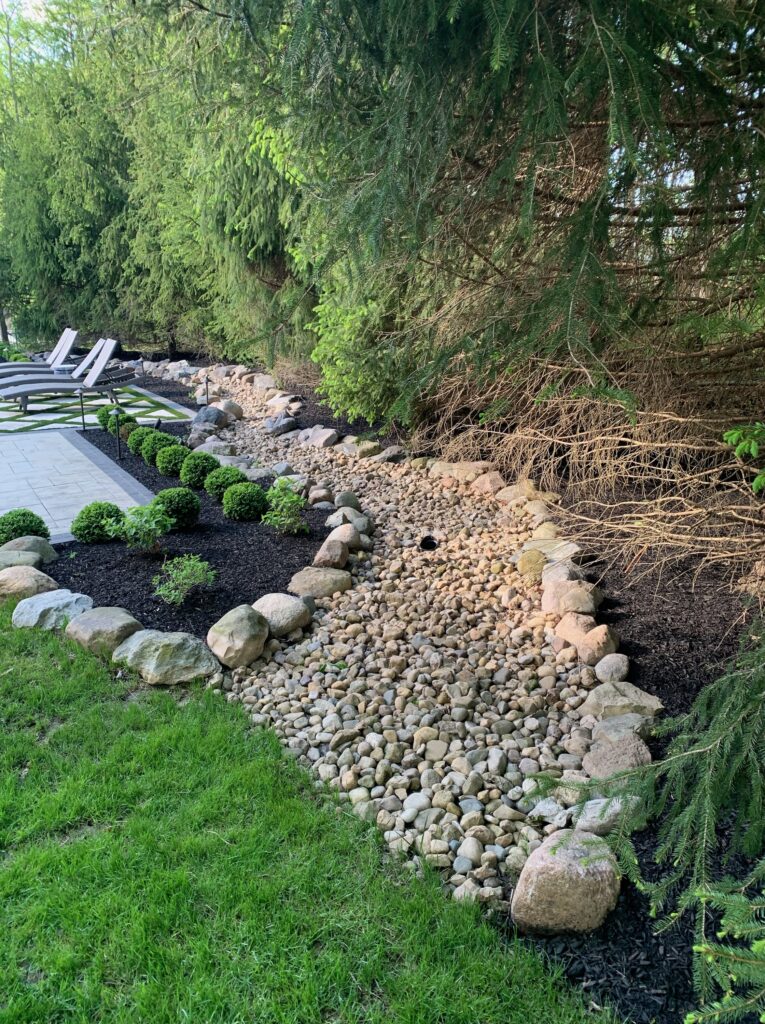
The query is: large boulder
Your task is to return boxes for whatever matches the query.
[580,679,663,719]
[542,580,603,616]
[304,426,339,449]
[510,830,620,933]
[112,629,219,685]
[192,405,232,430]
[288,567,352,599]
[367,445,405,463]
[206,605,269,668]
[582,734,652,779]
[1,536,58,564]
[574,796,641,836]
[252,593,312,636]
[65,606,143,656]
[326,523,362,551]
[428,460,495,483]
[212,398,243,420]
[264,413,298,436]
[313,537,349,569]
[12,589,93,630]
[0,565,58,601]
[0,550,43,570]
[594,653,630,684]
[471,471,506,495]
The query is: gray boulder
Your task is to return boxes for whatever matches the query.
[12,589,93,630]
[573,796,641,836]
[113,629,219,685]
[0,550,43,570]
[192,405,232,430]
[582,734,652,779]
[1,535,58,564]
[594,653,630,684]
[511,830,620,933]
[65,606,143,656]
[252,593,312,636]
[368,445,405,463]
[206,605,269,668]
[288,567,352,599]
[334,491,361,511]
[264,413,298,436]
[305,426,339,449]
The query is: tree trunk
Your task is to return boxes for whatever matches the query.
[0,310,10,345]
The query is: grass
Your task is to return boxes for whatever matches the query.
[0,605,604,1024]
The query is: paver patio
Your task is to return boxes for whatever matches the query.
[0,429,155,540]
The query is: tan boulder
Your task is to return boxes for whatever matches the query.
[0,565,58,601]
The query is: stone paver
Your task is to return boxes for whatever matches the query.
[0,429,154,540]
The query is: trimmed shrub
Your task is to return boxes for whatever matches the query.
[155,444,189,477]
[152,487,200,530]
[96,405,112,431]
[0,508,51,544]
[140,431,177,466]
[222,482,268,521]
[120,420,141,441]
[127,426,158,455]
[179,451,220,489]
[70,501,125,543]
[107,412,137,436]
[204,465,247,502]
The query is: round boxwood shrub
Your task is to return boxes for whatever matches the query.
[127,426,158,456]
[179,451,220,489]
[120,420,141,441]
[96,405,112,431]
[141,431,177,467]
[0,508,50,544]
[155,444,189,477]
[222,482,268,521]
[70,501,125,543]
[152,487,200,530]
[204,465,247,502]
[107,412,137,436]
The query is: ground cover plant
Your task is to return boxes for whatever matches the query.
[152,553,217,606]
[0,606,600,1024]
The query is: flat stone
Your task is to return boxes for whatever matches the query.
[287,567,353,599]
[592,713,652,745]
[264,413,298,436]
[1,536,58,564]
[12,589,93,630]
[511,830,620,933]
[305,427,339,449]
[580,680,663,719]
[212,399,243,420]
[252,593,312,636]
[429,460,495,483]
[207,605,269,668]
[0,565,58,601]
[0,550,43,570]
[574,796,640,836]
[368,445,405,463]
[65,606,143,655]
[113,629,219,685]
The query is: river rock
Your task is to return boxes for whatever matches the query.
[252,593,312,636]
[594,653,630,684]
[511,830,620,933]
[65,606,143,655]
[112,629,219,685]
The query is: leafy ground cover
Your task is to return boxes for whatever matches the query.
[0,606,603,1024]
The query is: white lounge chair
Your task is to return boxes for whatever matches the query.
[0,339,136,413]
[0,336,110,389]
[0,328,78,374]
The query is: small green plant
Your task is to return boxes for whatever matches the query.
[0,508,50,544]
[179,451,220,489]
[140,431,177,466]
[152,487,200,530]
[96,405,112,431]
[724,423,765,493]
[222,482,268,521]
[70,501,125,543]
[204,465,247,502]
[152,554,217,606]
[262,478,308,534]
[104,503,172,553]
[155,444,189,477]
[107,412,137,436]
[126,426,158,456]
[120,420,141,441]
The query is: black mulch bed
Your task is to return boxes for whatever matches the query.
[53,424,329,638]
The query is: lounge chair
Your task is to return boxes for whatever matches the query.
[0,328,77,374]
[0,339,137,413]
[0,336,110,388]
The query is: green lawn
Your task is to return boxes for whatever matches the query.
[0,605,603,1024]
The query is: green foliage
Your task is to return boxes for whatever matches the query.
[221,482,267,521]
[104,503,172,552]
[0,508,50,544]
[140,430,177,466]
[724,424,765,494]
[107,412,136,436]
[120,420,140,440]
[126,426,158,456]
[151,487,200,531]
[97,405,137,436]
[70,501,125,544]
[612,629,765,1005]
[152,553,216,606]
[154,444,189,477]
[262,478,308,535]
[179,451,220,489]
[204,465,247,502]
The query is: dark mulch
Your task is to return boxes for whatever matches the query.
[53,425,328,638]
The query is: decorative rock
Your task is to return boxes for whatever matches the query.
[64,606,143,655]
[1,536,58,564]
[252,593,312,636]
[264,413,298,436]
[192,405,232,429]
[356,440,382,458]
[574,796,640,836]
[541,580,603,616]
[594,653,630,684]
[305,427,339,449]
[429,460,495,483]
[287,567,353,599]
[212,398,243,420]
[511,830,620,933]
[0,550,43,570]
[313,538,349,569]
[112,629,219,685]
[577,624,619,666]
[471,471,506,495]
[580,680,663,719]
[12,589,93,630]
[0,565,58,601]
[207,605,269,668]
[582,734,652,778]
[456,836,484,866]
[517,549,545,579]
[592,713,652,745]
[368,445,405,463]
[326,523,362,550]
[334,490,361,511]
